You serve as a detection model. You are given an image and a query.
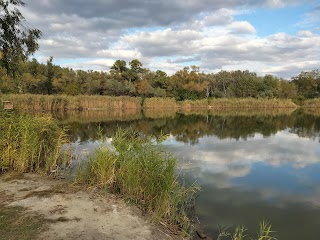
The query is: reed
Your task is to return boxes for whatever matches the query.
[301,108,320,116]
[302,98,320,108]
[180,99,210,109]
[53,109,142,124]
[2,94,142,111]
[143,97,178,109]
[217,221,276,240]
[180,108,296,117]
[208,98,297,109]
[179,98,297,109]
[76,128,199,236]
[143,108,177,119]
[0,111,68,173]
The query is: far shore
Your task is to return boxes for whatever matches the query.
[2,94,311,112]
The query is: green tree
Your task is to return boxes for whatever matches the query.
[276,80,297,99]
[0,0,41,76]
[45,56,54,94]
[128,59,144,82]
[110,60,127,72]
[292,71,318,98]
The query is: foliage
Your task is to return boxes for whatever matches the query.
[0,55,319,101]
[0,111,68,173]
[0,0,41,77]
[76,128,199,236]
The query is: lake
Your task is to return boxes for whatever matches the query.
[58,108,320,240]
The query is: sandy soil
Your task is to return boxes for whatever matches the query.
[0,173,176,240]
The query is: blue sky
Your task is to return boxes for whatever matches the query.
[22,0,320,78]
[236,5,315,36]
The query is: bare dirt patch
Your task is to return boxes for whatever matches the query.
[0,173,176,240]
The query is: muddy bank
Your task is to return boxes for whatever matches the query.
[0,173,175,240]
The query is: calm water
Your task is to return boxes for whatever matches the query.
[58,109,320,240]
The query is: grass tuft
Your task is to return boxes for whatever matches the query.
[76,128,199,236]
[0,111,69,173]
[216,221,276,240]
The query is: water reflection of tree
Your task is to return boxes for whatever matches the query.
[60,112,319,144]
[289,110,320,141]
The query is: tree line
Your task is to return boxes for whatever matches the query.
[1,1,319,101]
[0,57,319,101]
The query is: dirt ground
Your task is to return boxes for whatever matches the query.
[0,173,176,240]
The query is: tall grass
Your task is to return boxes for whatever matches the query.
[217,221,276,240]
[180,99,210,109]
[209,98,297,108]
[76,128,199,236]
[180,98,297,109]
[143,97,178,109]
[143,108,177,119]
[0,111,68,173]
[2,94,142,111]
[53,109,142,123]
[3,94,297,111]
[302,98,320,108]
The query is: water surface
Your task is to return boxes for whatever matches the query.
[58,109,320,240]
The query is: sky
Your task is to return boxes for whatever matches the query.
[21,0,320,78]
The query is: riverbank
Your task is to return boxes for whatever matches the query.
[0,112,196,238]
[1,94,300,111]
[0,173,175,240]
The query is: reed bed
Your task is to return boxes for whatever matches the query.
[143,108,177,119]
[179,99,210,109]
[143,97,178,109]
[166,98,296,110]
[2,94,142,111]
[302,98,320,108]
[300,108,320,117]
[76,128,199,236]
[2,95,298,113]
[53,109,142,124]
[207,98,297,109]
[180,108,296,117]
[0,111,68,173]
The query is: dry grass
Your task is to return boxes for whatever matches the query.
[302,98,320,108]
[180,98,297,109]
[2,94,297,112]
[55,109,142,123]
[208,98,297,108]
[2,94,142,111]
[143,108,177,119]
[143,97,178,109]
[179,99,210,109]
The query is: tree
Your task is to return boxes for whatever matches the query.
[110,60,127,73]
[128,59,144,82]
[0,0,42,76]
[292,71,318,98]
[45,56,54,94]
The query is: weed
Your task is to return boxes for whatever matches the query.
[76,128,199,236]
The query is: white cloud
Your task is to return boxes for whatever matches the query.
[227,21,256,33]
[60,59,115,71]
[18,0,320,78]
[96,49,142,60]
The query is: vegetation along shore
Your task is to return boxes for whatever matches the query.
[1,94,306,112]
